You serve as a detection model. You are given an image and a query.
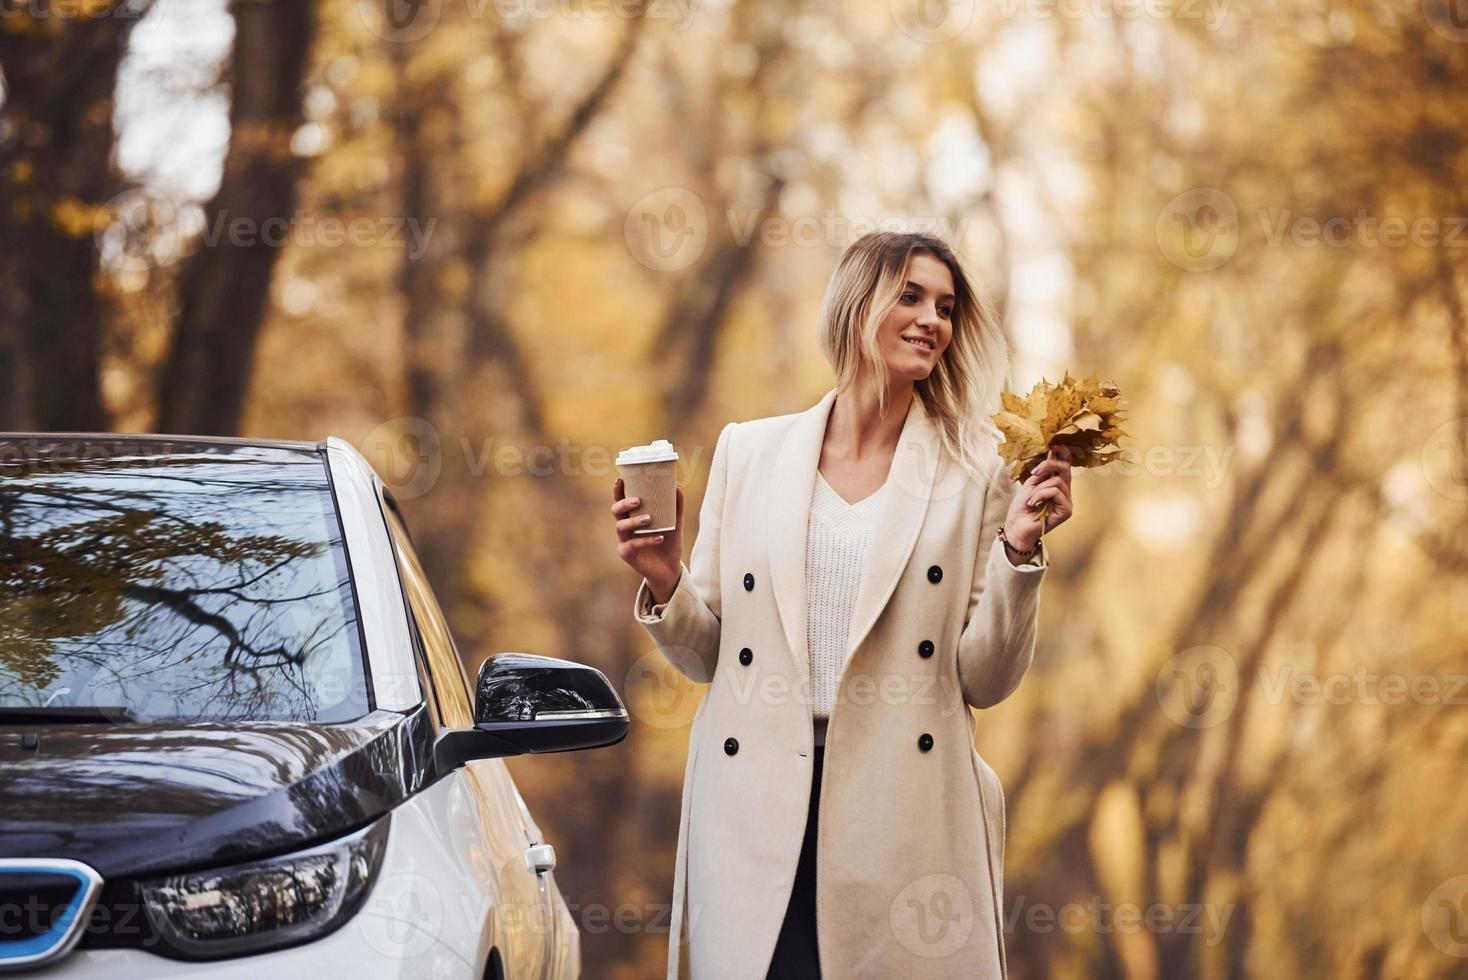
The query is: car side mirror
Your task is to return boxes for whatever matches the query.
[434,653,628,770]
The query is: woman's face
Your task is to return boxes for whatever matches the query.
[871,253,955,384]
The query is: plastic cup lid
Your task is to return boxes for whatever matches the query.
[616,439,679,465]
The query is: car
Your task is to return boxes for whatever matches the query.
[0,434,625,977]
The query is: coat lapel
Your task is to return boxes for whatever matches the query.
[846,394,944,659]
[766,388,837,673]
[765,388,946,684]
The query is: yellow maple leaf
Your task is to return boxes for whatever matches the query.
[991,372,1129,537]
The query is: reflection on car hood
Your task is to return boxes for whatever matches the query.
[0,708,433,879]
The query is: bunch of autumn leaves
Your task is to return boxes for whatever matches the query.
[991,372,1129,538]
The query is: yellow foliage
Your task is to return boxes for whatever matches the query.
[992,371,1130,481]
[50,196,106,238]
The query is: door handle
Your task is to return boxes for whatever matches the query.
[524,843,556,876]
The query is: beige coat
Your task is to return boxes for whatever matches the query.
[634,387,1048,979]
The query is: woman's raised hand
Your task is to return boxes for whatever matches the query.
[1003,445,1074,553]
[612,479,684,604]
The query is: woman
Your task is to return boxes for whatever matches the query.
[610,231,1074,979]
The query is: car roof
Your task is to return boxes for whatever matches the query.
[0,432,326,457]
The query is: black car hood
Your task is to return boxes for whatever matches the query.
[0,707,434,879]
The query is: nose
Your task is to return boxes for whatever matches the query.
[915,301,943,331]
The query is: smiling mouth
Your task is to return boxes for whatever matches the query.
[902,336,935,352]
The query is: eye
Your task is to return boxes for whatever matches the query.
[940,306,953,318]
[901,291,917,303]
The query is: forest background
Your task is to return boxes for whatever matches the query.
[3,0,1468,976]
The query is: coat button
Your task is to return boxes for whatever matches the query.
[927,565,942,584]
[918,733,934,752]
[918,639,934,659]
[743,573,755,591]
[739,647,753,666]
[724,737,740,756]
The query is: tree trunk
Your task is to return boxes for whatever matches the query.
[0,11,140,431]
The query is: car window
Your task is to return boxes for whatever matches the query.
[381,501,474,728]
[0,440,369,723]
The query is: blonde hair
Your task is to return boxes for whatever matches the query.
[816,230,1011,488]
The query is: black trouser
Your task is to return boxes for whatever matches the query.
[766,744,823,979]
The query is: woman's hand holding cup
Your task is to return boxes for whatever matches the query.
[612,479,683,603]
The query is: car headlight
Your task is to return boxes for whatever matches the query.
[137,816,389,959]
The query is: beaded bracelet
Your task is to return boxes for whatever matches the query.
[996,525,1038,558]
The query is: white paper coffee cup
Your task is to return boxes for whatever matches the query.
[616,439,678,535]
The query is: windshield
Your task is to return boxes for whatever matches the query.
[0,439,369,723]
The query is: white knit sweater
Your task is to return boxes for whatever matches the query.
[808,470,888,745]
